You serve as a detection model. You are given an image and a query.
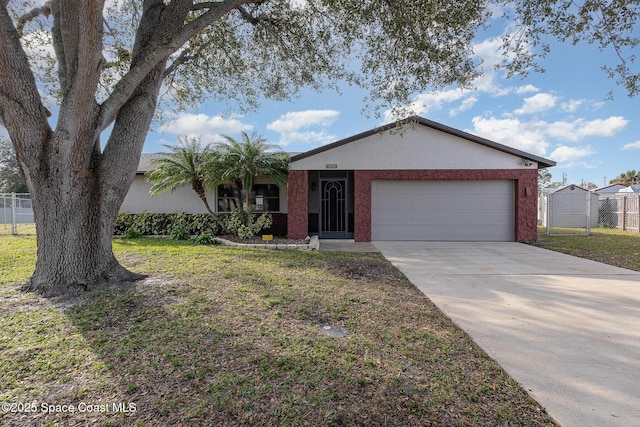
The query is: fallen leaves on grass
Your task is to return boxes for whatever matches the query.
[1,241,557,426]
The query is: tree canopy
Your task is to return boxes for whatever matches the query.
[500,0,639,97]
[609,169,640,186]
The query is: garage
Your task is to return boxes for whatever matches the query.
[371,180,515,241]
[287,116,555,242]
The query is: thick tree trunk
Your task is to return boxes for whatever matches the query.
[20,129,143,296]
[22,153,145,297]
[1,2,239,296]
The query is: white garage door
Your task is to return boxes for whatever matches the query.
[371,180,515,241]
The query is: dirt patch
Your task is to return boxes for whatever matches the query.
[325,255,403,281]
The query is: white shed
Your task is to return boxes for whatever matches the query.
[540,185,599,228]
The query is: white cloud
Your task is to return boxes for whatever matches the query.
[383,90,470,123]
[159,114,253,141]
[514,93,558,115]
[622,140,640,150]
[577,116,628,138]
[560,99,584,112]
[267,110,339,145]
[549,145,596,162]
[471,36,538,97]
[515,85,539,95]
[470,116,550,155]
[267,110,339,133]
[546,116,628,141]
[277,131,337,146]
[469,115,628,160]
[449,96,478,116]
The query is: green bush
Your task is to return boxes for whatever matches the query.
[169,226,190,240]
[114,212,219,236]
[190,233,219,245]
[123,227,142,239]
[222,209,248,236]
[222,209,272,239]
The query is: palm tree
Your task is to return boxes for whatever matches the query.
[610,170,639,186]
[146,136,219,219]
[212,131,289,222]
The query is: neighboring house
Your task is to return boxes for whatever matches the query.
[288,116,554,242]
[594,183,627,194]
[538,185,599,228]
[618,184,640,193]
[122,116,556,242]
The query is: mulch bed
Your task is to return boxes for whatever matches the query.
[217,235,307,245]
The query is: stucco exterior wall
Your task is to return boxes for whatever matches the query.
[351,169,539,242]
[290,125,539,172]
[121,175,288,214]
[121,176,215,214]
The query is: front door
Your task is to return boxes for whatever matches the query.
[320,179,348,238]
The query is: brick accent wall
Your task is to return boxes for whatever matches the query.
[354,169,538,242]
[264,213,287,237]
[287,170,308,239]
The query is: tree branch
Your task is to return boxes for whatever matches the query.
[163,48,197,78]
[0,5,52,175]
[16,1,52,35]
[98,0,249,131]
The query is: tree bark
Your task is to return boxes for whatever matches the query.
[2,2,181,296]
[23,169,145,296]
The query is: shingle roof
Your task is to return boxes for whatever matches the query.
[136,153,164,174]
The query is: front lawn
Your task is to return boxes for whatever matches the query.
[535,227,640,272]
[1,236,556,426]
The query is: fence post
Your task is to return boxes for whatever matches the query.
[585,189,591,235]
[546,192,551,236]
[11,192,17,235]
[623,196,627,231]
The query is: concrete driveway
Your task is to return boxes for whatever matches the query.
[373,241,640,427]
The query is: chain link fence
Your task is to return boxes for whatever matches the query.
[0,193,35,235]
[540,188,640,236]
[540,187,597,236]
[597,193,640,232]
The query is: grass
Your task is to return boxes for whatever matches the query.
[535,226,640,271]
[0,235,557,426]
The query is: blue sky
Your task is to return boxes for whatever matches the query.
[145,19,638,189]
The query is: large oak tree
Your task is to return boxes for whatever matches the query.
[0,0,637,296]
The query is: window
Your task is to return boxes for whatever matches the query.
[217,183,280,212]
[217,184,239,212]
[253,184,280,212]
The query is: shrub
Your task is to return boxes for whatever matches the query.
[190,233,219,245]
[123,227,142,239]
[222,209,272,239]
[169,226,190,240]
[222,209,248,236]
[597,222,614,229]
[114,212,219,236]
